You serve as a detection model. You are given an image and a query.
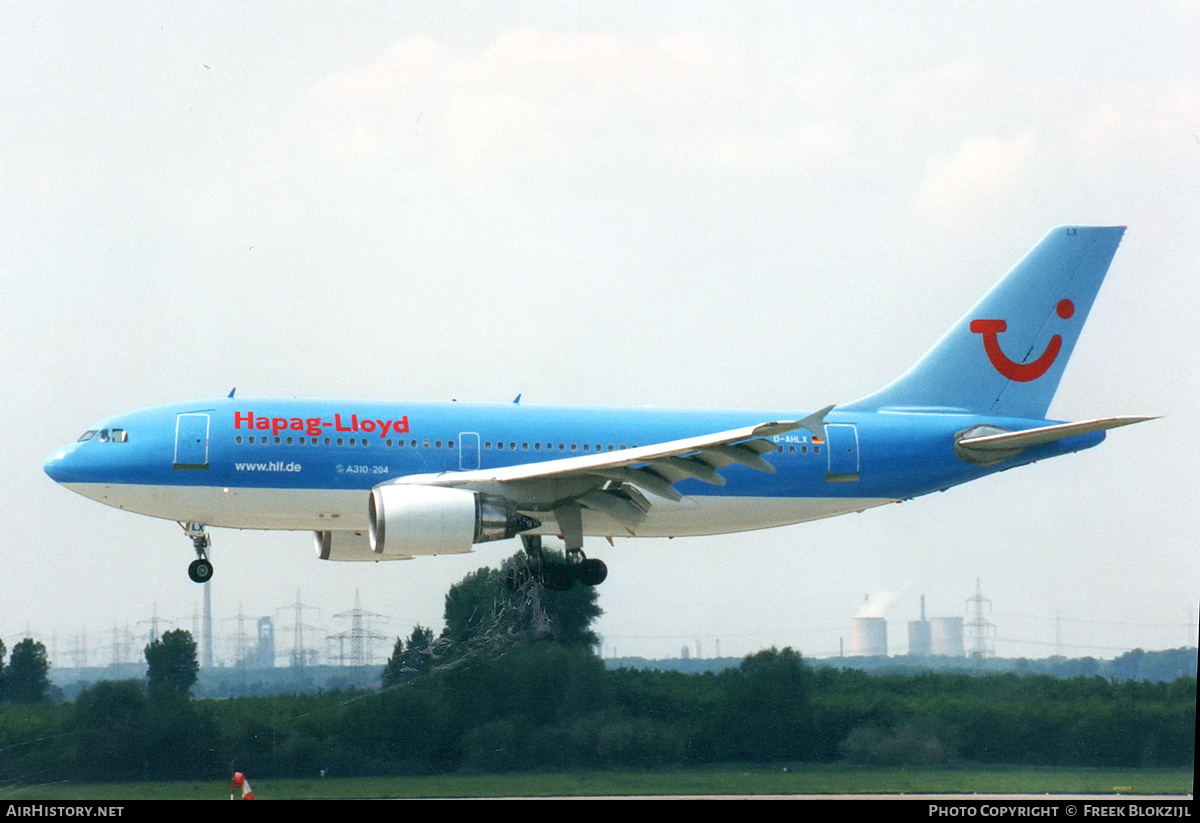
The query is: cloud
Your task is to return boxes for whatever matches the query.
[912,134,1037,230]
[301,29,845,181]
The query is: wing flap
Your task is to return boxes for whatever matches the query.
[593,466,684,502]
[578,487,650,531]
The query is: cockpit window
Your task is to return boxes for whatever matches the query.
[78,428,128,443]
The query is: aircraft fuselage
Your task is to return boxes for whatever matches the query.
[44,396,1100,536]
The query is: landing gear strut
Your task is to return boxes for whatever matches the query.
[183,521,213,583]
[511,532,607,591]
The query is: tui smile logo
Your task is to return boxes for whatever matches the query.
[969,299,1074,382]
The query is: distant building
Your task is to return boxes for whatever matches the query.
[252,617,275,668]
[908,595,932,656]
[931,617,965,657]
[851,617,887,657]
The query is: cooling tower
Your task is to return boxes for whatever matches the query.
[851,616,887,657]
[931,616,965,657]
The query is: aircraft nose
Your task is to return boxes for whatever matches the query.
[43,446,76,484]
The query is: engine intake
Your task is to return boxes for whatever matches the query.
[368,484,540,558]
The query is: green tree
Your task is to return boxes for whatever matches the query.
[382,624,437,688]
[71,679,150,780]
[144,629,199,696]
[716,647,815,762]
[441,549,602,656]
[5,638,51,703]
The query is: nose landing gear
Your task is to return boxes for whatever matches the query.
[182,521,213,583]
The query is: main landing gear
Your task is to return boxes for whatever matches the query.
[182,521,213,583]
[511,534,608,591]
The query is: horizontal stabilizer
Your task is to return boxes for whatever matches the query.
[958,416,1158,451]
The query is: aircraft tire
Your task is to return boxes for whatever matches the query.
[577,558,607,587]
[188,558,213,584]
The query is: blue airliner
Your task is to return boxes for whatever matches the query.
[44,226,1153,587]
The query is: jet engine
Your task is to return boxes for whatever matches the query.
[368,484,541,558]
[314,530,407,561]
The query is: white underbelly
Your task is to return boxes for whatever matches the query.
[62,482,896,537]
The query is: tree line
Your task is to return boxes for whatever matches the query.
[0,551,1193,782]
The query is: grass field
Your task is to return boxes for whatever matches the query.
[5,767,1193,800]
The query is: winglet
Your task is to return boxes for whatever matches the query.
[796,405,835,439]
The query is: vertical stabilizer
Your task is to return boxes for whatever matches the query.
[844,226,1125,418]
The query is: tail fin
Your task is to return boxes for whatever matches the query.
[844,226,1125,418]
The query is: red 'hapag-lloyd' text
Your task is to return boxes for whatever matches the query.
[233,411,410,438]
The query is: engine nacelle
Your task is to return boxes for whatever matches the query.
[315,530,410,561]
[368,484,541,558]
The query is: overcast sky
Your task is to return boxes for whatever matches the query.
[3,2,1197,668]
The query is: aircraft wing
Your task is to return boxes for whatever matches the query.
[383,406,834,534]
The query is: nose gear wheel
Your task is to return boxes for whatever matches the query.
[182,522,214,583]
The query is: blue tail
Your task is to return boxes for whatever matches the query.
[845,226,1126,418]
